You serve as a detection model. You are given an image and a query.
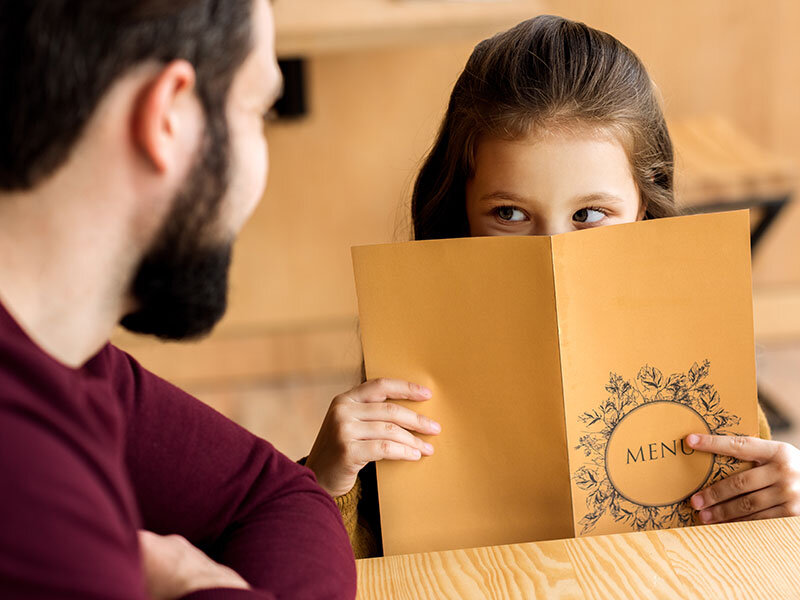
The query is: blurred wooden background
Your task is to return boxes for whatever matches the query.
[115,0,800,459]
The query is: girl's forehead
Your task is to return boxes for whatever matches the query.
[496,122,630,149]
[473,131,633,177]
[468,131,639,207]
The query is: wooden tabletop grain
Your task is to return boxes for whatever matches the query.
[356,517,800,599]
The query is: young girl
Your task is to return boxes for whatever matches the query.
[304,15,798,558]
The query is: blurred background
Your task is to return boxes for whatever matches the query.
[115,0,800,459]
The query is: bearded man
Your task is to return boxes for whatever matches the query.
[0,1,356,598]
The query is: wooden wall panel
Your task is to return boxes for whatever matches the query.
[222,41,478,331]
[752,0,800,284]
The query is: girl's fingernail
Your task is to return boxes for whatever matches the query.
[420,386,433,398]
[687,434,700,445]
[699,510,712,523]
[424,443,434,454]
[690,494,704,510]
[430,420,442,433]
[412,449,422,459]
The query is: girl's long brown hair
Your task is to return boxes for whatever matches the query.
[411,15,676,241]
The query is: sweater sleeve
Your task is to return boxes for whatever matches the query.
[297,455,381,559]
[332,477,381,560]
[111,346,356,599]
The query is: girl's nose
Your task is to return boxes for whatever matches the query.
[530,218,572,236]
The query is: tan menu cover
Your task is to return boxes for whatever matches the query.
[352,211,757,556]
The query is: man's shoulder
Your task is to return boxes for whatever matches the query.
[0,334,132,454]
[0,325,76,411]
[0,339,139,531]
[100,342,198,415]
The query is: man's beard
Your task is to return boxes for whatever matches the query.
[120,127,233,341]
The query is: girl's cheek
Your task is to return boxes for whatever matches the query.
[468,214,501,237]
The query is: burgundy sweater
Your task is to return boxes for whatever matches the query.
[0,302,356,599]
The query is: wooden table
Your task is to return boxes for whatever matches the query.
[356,517,800,599]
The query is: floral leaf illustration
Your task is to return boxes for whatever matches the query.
[633,506,658,530]
[573,466,600,491]
[608,494,633,523]
[637,365,663,391]
[688,384,713,410]
[602,404,622,429]
[698,387,720,412]
[579,409,604,426]
[578,511,602,534]
[575,433,605,457]
[605,373,622,395]
[688,360,710,386]
[657,372,688,401]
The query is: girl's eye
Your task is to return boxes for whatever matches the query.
[495,206,527,222]
[573,208,605,224]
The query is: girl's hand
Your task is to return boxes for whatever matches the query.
[305,378,441,498]
[685,434,800,523]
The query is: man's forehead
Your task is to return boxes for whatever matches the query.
[251,0,281,91]
[230,0,279,103]
[254,0,275,50]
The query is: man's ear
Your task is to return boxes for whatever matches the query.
[133,60,199,173]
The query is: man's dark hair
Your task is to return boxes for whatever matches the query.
[0,0,254,190]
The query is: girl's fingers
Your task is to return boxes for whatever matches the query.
[354,421,434,456]
[352,439,424,464]
[690,463,779,511]
[685,434,782,463]
[696,483,787,524]
[731,504,795,523]
[358,401,441,435]
[344,378,433,404]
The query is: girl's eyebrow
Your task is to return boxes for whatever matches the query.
[479,191,628,205]
[573,192,627,205]
[479,191,531,203]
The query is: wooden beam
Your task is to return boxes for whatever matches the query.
[113,322,363,388]
[274,0,545,56]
